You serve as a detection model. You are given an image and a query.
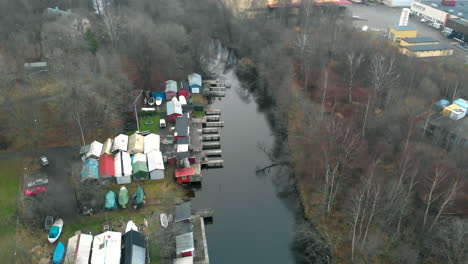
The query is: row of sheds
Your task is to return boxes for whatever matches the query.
[63,228,145,264]
[81,133,164,183]
[164,73,202,101]
[174,202,195,263]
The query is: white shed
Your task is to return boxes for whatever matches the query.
[91,231,121,264]
[86,141,103,159]
[178,96,187,106]
[112,134,128,153]
[114,151,132,184]
[64,232,93,264]
[147,151,165,180]
[101,138,113,156]
[144,133,160,154]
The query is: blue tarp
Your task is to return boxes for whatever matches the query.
[435,99,450,110]
[152,92,166,101]
[454,98,468,110]
[52,242,65,264]
[81,159,99,181]
[49,226,60,238]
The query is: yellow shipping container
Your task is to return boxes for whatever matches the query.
[443,104,462,116]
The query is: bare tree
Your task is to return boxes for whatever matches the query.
[433,218,468,264]
[346,52,364,103]
[101,8,126,51]
[369,55,399,107]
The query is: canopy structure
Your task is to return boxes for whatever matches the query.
[122,230,146,264]
[91,231,122,264]
[115,151,132,184]
[144,133,160,154]
[101,138,113,156]
[174,202,192,222]
[81,159,99,182]
[64,232,93,264]
[112,134,128,153]
[132,153,149,180]
[128,133,144,155]
[105,190,117,210]
[119,187,129,208]
[133,185,145,206]
[86,141,103,159]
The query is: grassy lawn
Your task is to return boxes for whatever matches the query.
[138,114,160,134]
[195,110,205,117]
[0,158,21,263]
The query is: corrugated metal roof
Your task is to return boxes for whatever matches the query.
[403,44,452,51]
[187,73,202,88]
[391,25,417,31]
[91,232,122,264]
[175,168,195,177]
[167,98,183,116]
[65,233,93,264]
[122,230,146,264]
[175,232,194,254]
[401,37,438,43]
[147,151,164,171]
[165,80,178,92]
[175,202,192,222]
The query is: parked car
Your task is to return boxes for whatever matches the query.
[160,119,167,128]
[25,186,47,195]
[40,156,49,166]
[420,18,427,23]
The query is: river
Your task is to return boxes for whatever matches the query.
[191,48,297,263]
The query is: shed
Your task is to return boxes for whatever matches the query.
[167,98,183,123]
[399,44,454,57]
[388,25,417,42]
[81,159,99,182]
[64,232,93,264]
[121,230,146,264]
[454,98,468,110]
[165,80,178,100]
[101,138,113,156]
[175,202,192,222]
[115,151,132,184]
[144,133,160,154]
[86,141,103,159]
[173,256,193,264]
[99,154,115,178]
[175,232,194,257]
[147,151,164,171]
[175,167,195,183]
[179,95,187,105]
[152,92,166,101]
[132,153,148,180]
[188,73,202,94]
[91,231,121,264]
[400,37,439,46]
[128,133,144,155]
[112,134,128,153]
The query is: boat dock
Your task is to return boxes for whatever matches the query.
[192,215,210,264]
[201,159,224,168]
[202,127,219,134]
[205,115,221,122]
[204,121,224,127]
[194,208,214,219]
[203,149,222,157]
[202,141,221,149]
[204,109,221,115]
[202,134,220,141]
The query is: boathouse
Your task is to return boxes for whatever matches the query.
[147,150,165,180]
[188,73,202,94]
[176,232,195,257]
[101,138,113,156]
[175,167,195,183]
[114,151,132,184]
[167,98,183,123]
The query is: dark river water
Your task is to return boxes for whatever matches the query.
[191,63,297,263]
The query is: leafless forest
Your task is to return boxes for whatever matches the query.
[1,0,468,263]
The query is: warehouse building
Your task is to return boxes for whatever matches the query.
[411,0,468,26]
[399,37,439,46]
[388,25,417,42]
[399,44,454,57]
[383,0,412,7]
[445,17,468,43]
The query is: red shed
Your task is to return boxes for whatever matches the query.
[99,154,115,178]
[175,167,195,183]
[178,89,190,99]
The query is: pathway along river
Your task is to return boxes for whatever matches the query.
[192,52,297,263]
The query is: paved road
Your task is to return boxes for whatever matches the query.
[347,3,468,59]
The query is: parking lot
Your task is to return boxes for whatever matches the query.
[347,3,468,59]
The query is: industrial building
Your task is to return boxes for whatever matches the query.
[388,26,418,42]
[445,17,468,44]
[383,0,412,7]
[399,37,439,46]
[399,44,454,57]
[411,0,468,26]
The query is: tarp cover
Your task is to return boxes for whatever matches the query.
[81,159,99,181]
[122,230,146,264]
[119,187,129,207]
[132,162,149,180]
[105,190,117,210]
[52,242,65,264]
[134,185,145,205]
[144,133,160,154]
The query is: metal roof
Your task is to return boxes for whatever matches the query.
[401,37,439,43]
[65,233,93,264]
[165,80,178,92]
[391,25,417,31]
[403,44,452,51]
[175,232,194,254]
[122,230,146,264]
[91,231,122,264]
[175,202,192,222]
[175,114,190,137]
[167,99,183,116]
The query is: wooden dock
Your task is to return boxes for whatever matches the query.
[202,159,224,168]
[202,134,220,141]
[202,127,219,134]
[205,109,221,115]
[202,141,221,149]
[203,149,222,157]
[204,121,224,127]
[205,115,221,122]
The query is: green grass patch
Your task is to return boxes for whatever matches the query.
[0,158,21,263]
[139,114,160,134]
[195,110,205,117]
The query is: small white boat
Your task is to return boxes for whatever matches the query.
[155,97,162,106]
[125,220,139,233]
[147,97,155,106]
[160,213,168,228]
[48,218,63,243]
